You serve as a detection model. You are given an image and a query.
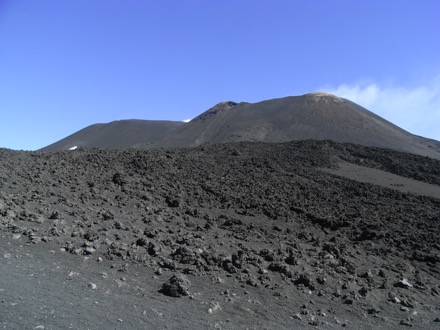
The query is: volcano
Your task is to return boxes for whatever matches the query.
[158,93,440,159]
[3,92,440,329]
[40,93,440,160]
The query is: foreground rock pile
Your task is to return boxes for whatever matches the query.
[1,140,439,329]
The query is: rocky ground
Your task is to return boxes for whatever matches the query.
[1,140,439,329]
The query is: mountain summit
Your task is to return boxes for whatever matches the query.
[40,93,440,159]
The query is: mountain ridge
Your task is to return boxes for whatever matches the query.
[40,93,440,160]
[41,119,184,151]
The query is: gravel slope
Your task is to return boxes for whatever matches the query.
[1,140,440,329]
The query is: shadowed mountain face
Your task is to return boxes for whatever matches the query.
[40,93,440,159]
[158,93,440,159]
[41,120,184,151]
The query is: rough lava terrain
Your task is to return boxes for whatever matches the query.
[1,140,440,329]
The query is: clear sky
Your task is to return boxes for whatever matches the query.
[1,0,439,150]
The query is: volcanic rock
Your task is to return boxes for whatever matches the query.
[159,274,191,297]
[1,140,439,329]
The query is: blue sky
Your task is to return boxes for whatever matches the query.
[1,0,439,150]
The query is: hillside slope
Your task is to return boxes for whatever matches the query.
[40,93,440,160]
[158,93,440,159]
[1,140,440,329]
[41,119,184,151]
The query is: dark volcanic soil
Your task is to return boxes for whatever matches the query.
[1,140,439,329]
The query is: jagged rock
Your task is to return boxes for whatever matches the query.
[83,246,95,255]
[112,172,126,186]
[294,274,315,289]
[165,196,180,208]
[1,139,440,329]
[84,230,99,242]
[268,262,292,278]
[399,317,413,327]
[135,237,148,247]
[223,260,237,274]
[394,278,413,288]
[159,274,191,297]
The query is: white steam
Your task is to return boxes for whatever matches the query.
[323,78,440,141]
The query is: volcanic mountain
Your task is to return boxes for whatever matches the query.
[41,119,184,151]
[40,93,440,159]
[3,95,440,330]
